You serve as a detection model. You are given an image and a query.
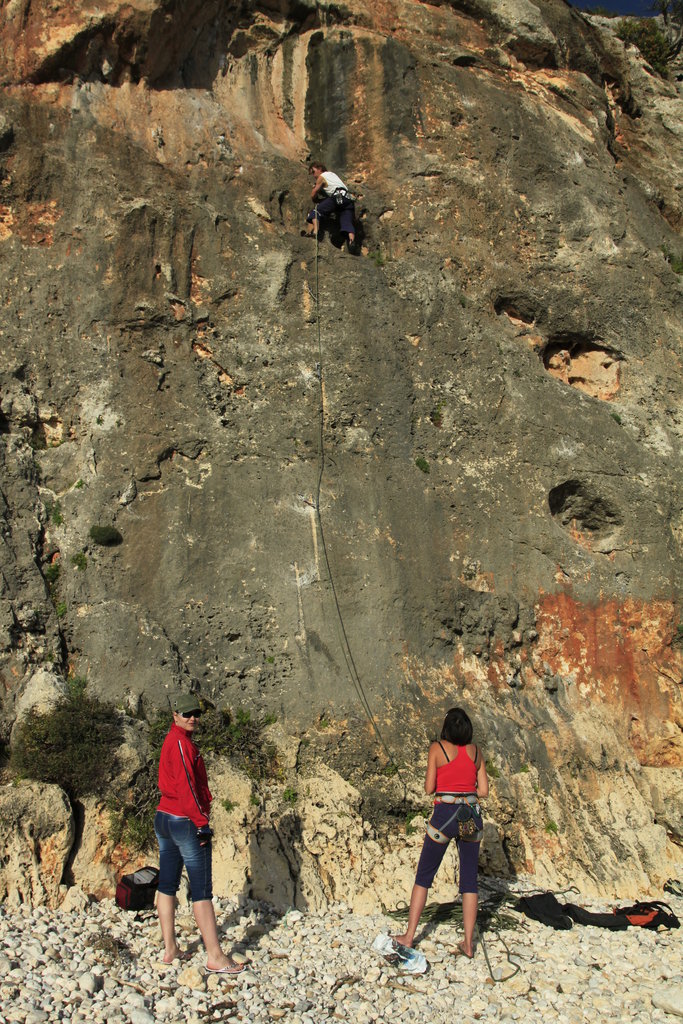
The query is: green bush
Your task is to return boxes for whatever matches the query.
[405,812,427,835]
[89,525,123,546]
[415,456,430,474]
[617,19,670,76]
[44,562,61,586]
[200,707,281,782]
[11,693,122,800]
[107,710,169,852]
[283,787,298,804]
[429,404,444,428]
[662,245,683,275]
[71,551,87,571]
[68,676,88,698]
[50,501,64,526]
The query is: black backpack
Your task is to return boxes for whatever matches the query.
[517,892,573,929]
[617,900,680,930]
[115,866,159,911]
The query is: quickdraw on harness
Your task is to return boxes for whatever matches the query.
[332,186,353,206]
[426,793,484,844]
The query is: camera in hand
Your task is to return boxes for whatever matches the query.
[197,826,213,846]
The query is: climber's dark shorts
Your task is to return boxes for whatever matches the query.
[307,196,355,236]
[414,802,482,893]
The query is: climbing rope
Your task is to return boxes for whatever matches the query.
[476,923,522,983]
[385,890,523,983]
[309,216,407,800]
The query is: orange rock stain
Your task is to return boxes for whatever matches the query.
[534,593,682,765]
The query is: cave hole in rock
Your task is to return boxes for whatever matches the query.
[451,53,478,67]
[493,295,537,327]
[541,334,622,400]
[548,480,623,540]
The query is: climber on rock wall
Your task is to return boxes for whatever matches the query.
[302,161,356,252]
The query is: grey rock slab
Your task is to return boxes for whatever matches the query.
[128,1011,156,1024]
[653,988,683,1017]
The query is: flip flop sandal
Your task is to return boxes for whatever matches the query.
[205,961,246,975]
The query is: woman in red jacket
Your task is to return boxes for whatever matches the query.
[155,695,244,974]
[392,707,489,958]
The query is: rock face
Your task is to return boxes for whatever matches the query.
[0,781,74,907]
[10,668,67,741]
[0,0,681,897]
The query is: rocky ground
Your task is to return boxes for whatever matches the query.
[2,881,682,1024]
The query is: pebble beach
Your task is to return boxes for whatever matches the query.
[2,884,682,1024]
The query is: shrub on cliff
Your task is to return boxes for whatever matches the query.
[89,524,123,546]
[11,690,122,800]
[617,18,671,76]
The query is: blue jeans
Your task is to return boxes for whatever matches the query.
[154,811,213,902]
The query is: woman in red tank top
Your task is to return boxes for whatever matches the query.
[392,707,489,958]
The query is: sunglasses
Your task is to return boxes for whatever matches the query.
[179,709,201,719]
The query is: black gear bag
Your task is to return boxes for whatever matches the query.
[115,865,160,911]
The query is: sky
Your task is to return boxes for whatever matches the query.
[572,0,658,14]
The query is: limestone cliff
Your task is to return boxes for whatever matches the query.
[0,0,681,899]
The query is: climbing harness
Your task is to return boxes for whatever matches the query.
[332,186,353,206]
[426,793,483,844]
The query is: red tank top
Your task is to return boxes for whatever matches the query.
[436,745,478,793]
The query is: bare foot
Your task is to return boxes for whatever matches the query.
[389,933,413,949]
[456,940,474,959]
[161,946,188,964]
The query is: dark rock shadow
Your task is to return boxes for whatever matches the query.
[316,214,363,254]
[247,810,308,912]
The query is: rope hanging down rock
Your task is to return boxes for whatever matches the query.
[306,217,527,986]
[308,216,407,800]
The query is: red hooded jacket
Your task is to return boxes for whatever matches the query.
[157,722,212,828]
